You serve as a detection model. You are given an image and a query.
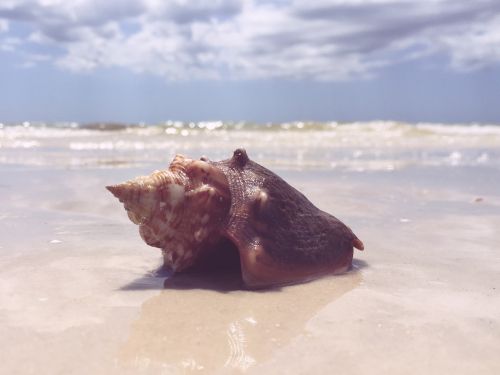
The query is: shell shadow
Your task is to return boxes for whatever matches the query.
[352,258,368,270]
[117,260,365,372]
[120,238,368,293]
[162,238,245,292]
[119,238,244,292]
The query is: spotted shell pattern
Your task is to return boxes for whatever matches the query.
[107,154,231,271]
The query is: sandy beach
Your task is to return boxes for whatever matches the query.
[1,122,499,374]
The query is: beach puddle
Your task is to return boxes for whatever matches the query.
[118,267,362,373]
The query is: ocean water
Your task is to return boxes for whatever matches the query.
[1,120,500,171]
[1,121,500,374]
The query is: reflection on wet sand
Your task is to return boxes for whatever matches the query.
[119,263,363,373]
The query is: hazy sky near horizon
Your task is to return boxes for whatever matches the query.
[1,0,500,124]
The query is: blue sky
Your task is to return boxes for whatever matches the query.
[1,0,500,124]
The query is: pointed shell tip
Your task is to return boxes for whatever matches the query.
[106,185,120,198]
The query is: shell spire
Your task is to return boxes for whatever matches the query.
[106,173,168,225]
[107,156,231,272]
[106,184,128,201]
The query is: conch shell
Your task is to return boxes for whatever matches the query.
[107,149,364,288]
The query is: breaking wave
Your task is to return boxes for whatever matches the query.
[1,120,499,170]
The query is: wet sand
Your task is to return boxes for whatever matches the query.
[1,162,500,374]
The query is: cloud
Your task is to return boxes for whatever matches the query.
[0,0,499,80]
[438,14,500,71]
[146,0,243,24]
[0,19,8,33]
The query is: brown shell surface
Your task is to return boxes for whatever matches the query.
[213,149,364,287]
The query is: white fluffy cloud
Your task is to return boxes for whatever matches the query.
[1,0,499,80]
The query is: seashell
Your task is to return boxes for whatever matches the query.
[107,149,364,288]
